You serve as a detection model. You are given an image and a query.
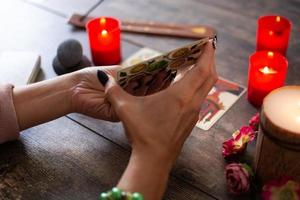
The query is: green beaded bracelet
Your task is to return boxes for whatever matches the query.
[99,187,144,200]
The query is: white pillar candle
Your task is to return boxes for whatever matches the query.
[255,86,300,183]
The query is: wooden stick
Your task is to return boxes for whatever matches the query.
[68,13,217,39]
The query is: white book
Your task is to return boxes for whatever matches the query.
[0,51,41,86]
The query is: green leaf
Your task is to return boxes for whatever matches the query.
[242,163,254,176]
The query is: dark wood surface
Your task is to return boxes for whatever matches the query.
[1,0,299,199]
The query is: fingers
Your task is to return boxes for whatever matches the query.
[99,65,121,78]
[103,74,133,111]
[187,41,215,87]
[191,58,218,108]
[146,69,172,95]
[172,42,215,97]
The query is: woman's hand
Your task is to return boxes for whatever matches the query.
[70,65,120,122]
[102,42,217,200]
[13,65,122,130]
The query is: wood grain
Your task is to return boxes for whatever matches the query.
[0,117,214,199]
[1,0,299,199]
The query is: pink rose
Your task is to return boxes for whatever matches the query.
[222,137,247,157]
[262,177,300,200]
[249,113,260,132]
[222,126,255,158]
[225,163,253,195]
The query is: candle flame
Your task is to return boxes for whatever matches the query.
[259,66,277,74]
[267,51,274,58]
[269,30,274,36]
[276,16,281,22]
[101,29,108,37]
[100,17,106,25]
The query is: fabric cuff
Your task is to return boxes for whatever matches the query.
[0,84,20,144]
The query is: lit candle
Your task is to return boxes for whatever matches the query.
[86,17,121,65]
[247,51,288,107]
[254,86,300,183]
[256,15,292,56]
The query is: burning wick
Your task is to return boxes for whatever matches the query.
[269,30,274,36]
[100,17,106,25]
[98,29,108,40]
[276,16,281,22]
[101,29,108,37]
[267,51,274,58]
[259,66,277,75]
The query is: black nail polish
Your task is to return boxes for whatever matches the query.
[97,70,109,86]
[212,35,217,49]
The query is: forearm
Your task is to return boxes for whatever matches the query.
[13,73,77,130]
[117,150,172,200]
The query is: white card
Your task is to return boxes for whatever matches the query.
[0,51,41,86]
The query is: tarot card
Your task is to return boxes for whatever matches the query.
[122,47,246,130]
[122,48,161,67]
[196,78,246,130]
[118,37,212,96]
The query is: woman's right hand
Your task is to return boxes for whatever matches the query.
[101,42,217,200]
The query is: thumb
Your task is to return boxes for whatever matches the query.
[97,70,131,109]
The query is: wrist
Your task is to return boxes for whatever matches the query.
[65,71,82,113]
[53,72,79,114]
[132,149,173,174]
[131,148,174,172]
[117,150,172,200]
[12,72,79,130]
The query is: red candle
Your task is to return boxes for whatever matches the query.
[256,15,292,56]
[247,51,288,107]
[86,17,121,65]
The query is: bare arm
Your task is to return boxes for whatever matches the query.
[12,66,121,131]
[13,73,76,130]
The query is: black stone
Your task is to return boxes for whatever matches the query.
[57,39,83,68]
[53,55,91,75]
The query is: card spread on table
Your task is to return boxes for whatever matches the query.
[122,47,246,130]
[118,38,211,95]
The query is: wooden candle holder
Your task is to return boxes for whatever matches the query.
[254,86,300,184]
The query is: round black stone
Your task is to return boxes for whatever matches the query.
[53,55,91,75]
[57,39,83,68]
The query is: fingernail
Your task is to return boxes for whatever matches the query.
[212,35,217,49]
[97,70,109,86]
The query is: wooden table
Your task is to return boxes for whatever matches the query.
[0,0,299,199]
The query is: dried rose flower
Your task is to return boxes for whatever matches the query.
[222,126,255,157]
[262,177,300,200]
[225,163,253,195]
[249,113,260,132]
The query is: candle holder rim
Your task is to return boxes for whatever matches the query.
[86,16,121,33]
[257,15,292,28]
[260,108,300,148]
[249,50,288,69]
[261,86,300,143]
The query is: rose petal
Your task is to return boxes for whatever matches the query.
[225,163,251,195]
[262,177,300,200]
[249,113,260,132]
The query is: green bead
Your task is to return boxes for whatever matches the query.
[99,192,109,200]
[132,193,144,200]
[123,192,132,200]
[111,187,122,199]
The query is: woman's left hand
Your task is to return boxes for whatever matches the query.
[13,65,123,131]
[70,65,121,122]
